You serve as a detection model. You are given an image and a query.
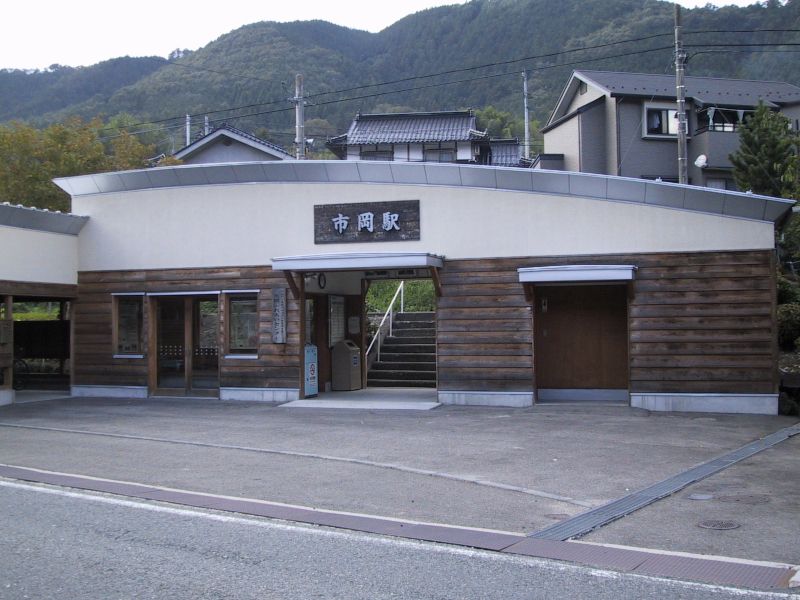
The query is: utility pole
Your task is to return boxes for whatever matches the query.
[292,74,306,159]
[522,71,530,160]
[675,4,688,184]
[185,114,191,147]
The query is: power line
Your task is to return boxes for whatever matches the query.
[97,31,800,143]
[99,33,676,133]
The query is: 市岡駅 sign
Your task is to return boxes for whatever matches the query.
[314,200,420,244]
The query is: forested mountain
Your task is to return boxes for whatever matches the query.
[3,0,800,151]
[0,57,167,123]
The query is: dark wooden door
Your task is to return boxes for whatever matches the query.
[534,285,628,389]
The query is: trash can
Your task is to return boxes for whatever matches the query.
[332,340,361,391]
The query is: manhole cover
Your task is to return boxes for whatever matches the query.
[544,513,571,521]
[686,493,714,501]
[716,494,770,505]
[698,519,741,530]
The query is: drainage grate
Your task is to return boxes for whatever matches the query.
[698,520,741,530]
[528,423,800,540]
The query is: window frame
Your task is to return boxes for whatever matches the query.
[642,102,681,138]
[112,293,145,358]
[225,291,260,358]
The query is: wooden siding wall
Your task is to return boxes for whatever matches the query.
[438,259,534,392]
[74,267,299,389]
[438,250,776,396]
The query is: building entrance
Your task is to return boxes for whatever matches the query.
[534,284,628,402]
[152,296,219,396]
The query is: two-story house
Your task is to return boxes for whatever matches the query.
[327,110,522,166]
[538,70,800,189]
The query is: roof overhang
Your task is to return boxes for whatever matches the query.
[175,128,293,161]
[271,252,444,272]
[0,203,88,235]
[518,264,637,283]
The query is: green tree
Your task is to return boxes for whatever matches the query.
[729,103,796,198]
[0,117,170,211]
[475,106,522,138]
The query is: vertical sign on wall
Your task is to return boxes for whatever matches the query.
[272,288,287,344]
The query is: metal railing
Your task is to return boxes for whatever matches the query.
[366,281,404,364]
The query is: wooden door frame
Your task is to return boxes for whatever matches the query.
[149,295,220,398]
[532,282,631,401]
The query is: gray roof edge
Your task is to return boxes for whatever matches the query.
[174,128,294,160]
[53,161,793,224]
[0,203,89,235]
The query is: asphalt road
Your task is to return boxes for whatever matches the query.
[0,397,798,565]
[0,481,791,600]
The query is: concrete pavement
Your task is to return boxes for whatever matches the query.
[0,395,798,588]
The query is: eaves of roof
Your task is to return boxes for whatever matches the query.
[53,161,792,225]
[0,202,88,235]
[541,96,606,133]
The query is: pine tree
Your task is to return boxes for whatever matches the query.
[729,102,795,198]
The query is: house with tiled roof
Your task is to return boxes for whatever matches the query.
[539,70,800,189]
[174,124,294,164]
[327,110,522,166]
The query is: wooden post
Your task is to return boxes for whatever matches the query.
[1,296,12,391]
[361,278,369,388]
[298,276,306,399]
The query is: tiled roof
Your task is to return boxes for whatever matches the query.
[577,70,800,107]
[336,111,488,145]
[488,139,522,167]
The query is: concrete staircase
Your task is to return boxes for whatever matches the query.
[368,312,436,388]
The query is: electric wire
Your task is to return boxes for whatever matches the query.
[96,34,800,144]
[97,27,800,135]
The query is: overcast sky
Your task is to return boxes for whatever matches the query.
[1,0,762,70]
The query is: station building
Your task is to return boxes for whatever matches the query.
[0,161,791,414]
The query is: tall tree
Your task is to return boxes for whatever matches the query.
[729,103,796,198]
[0,118,166,212]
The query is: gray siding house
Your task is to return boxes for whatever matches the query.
[539,70,800,189]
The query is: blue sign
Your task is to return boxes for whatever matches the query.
[304,344,318,397]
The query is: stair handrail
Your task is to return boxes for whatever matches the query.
[366,281,405,363]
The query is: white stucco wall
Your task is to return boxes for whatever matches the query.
[71,182,775,272]
[543,119,581,172]
[0,225,79,284]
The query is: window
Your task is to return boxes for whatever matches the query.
[329,295,345,347]
[645,107,679,136]
[696,108,752,133]
[423,149,455,163]
[227,294,258,355]
[360,150,394,161]
[114,295,143,355]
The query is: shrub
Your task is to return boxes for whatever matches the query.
[777,303,800,350]
[777,271,800,304]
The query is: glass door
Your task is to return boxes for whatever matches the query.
[155,296,219,396]
[156,298,186,392]
[191,298,219,393]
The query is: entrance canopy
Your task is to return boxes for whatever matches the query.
[271,252,444,272]
[518,264,637,283]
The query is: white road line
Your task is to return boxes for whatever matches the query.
[0,422,593,507]
[0,479,790,598]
